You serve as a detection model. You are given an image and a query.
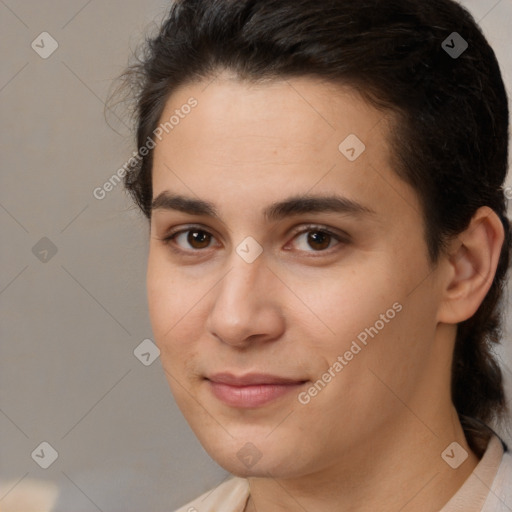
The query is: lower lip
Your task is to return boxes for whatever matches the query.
[207,380,306,408]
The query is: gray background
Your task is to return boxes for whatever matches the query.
[0,0,511,510]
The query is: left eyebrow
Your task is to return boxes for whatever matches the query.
[262,194,376,222]
[150,192,375,221]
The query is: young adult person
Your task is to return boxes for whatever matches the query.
[115,0,512,509]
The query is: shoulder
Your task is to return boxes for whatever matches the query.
[482,447,512,512]
[173,476,250,512]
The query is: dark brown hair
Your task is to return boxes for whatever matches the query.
[114,0,511,454]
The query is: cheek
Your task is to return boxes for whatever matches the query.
[284,261,403,350]
[289,250,435,392]
[297,310,429,440]
[146,255,173,338]
[313,290,439,426]
[146,251,198,353]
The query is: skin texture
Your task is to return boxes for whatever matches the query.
[147,72,504,511]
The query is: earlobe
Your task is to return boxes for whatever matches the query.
[437,206,505,324]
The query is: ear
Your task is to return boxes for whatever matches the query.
[437,206,505,324]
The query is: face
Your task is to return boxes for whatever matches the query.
[147,73,449,478]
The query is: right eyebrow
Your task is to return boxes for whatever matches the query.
[151,192,219,218]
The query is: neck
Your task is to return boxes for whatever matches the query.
[244,406,480,512]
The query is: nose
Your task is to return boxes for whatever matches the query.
[205,255,285,348]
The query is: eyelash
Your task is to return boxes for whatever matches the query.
[158,224,348,256]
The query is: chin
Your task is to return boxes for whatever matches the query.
[197,432,309,479]
[216,453,302,479]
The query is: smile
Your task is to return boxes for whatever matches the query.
[206,373,308,408]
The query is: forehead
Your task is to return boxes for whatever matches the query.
[151,73,420,223]
[154,74,386,163]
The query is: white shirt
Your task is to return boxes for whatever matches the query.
[174,434,512,512]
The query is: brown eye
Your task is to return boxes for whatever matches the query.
[289,226,344,253]
[160,226,218,253]
[187,230,212,249]
[307,231,332,251]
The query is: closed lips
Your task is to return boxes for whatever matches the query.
[206,372,307,386]
[206,373,308,408]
